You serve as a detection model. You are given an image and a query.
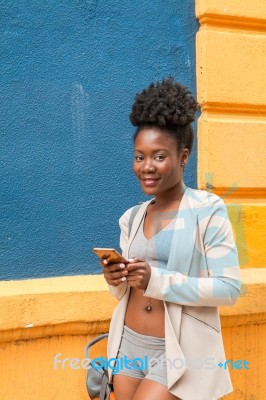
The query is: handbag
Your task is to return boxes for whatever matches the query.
[85,333,113,400]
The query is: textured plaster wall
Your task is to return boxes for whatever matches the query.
[0,0,198,279]
[196,1,266,397]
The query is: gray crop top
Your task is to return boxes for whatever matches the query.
[128,211,175,270]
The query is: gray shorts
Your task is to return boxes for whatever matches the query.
[114,325,167,387]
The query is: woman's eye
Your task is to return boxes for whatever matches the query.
[155,155,166,161]
[134,155,143,161]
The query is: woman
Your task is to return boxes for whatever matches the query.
[101,78,240,400]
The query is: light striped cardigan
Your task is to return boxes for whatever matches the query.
[107,187,241,400]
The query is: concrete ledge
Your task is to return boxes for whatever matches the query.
[220,268,266,327]
[196,0,266,22]
[1,270,266,342]
[0,271,265,400]
[0,275,117,342]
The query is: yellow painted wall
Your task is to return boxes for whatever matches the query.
[196,1,266,399]
[0,271,266,400]
[0,276,117,400]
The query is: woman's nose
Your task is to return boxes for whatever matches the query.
[142,160,156,173]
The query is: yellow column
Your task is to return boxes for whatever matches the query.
[196,1,266,398]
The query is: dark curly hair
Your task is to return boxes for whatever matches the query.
[130,77,198,154]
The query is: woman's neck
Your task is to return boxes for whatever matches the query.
[153,183,187,209]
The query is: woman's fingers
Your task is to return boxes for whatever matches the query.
[124,260,151,289]
[106,276,127,286]
[125,262,146,273]
[101,262,128,286]
[100,260,126,270]
[128,258,143,263]
[104,268,128,280]
[100,257,148,287]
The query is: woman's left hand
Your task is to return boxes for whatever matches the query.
[125,258,151,290]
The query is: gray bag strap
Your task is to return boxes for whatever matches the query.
[84,333,108,360]
[128,204,142,238]
[84,333,111,400]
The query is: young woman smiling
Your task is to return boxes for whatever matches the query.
[101,78,240,400]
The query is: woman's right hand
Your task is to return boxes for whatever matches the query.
[100,254,129,287]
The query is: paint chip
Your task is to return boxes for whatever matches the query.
[25,323,34,328]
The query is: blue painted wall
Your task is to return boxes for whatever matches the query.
[0,0,198,280]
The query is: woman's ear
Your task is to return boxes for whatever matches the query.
[181,148,189,167]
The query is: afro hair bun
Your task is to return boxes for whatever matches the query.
[130,77,198,127]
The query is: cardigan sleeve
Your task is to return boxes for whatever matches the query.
[144,194,241,306]
[107,207,132,300]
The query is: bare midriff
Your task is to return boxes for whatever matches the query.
[124,199,183,338]
[124,288,165,337]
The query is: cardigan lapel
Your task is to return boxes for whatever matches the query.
[125,199,153,258]
[166,187,198,275]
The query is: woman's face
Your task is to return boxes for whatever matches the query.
[133,127,188,198]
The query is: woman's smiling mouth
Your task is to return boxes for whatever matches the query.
[141,178,160,187]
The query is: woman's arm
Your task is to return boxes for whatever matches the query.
[107,207,132,300]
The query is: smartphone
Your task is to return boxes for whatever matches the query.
[92,247,128,264]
